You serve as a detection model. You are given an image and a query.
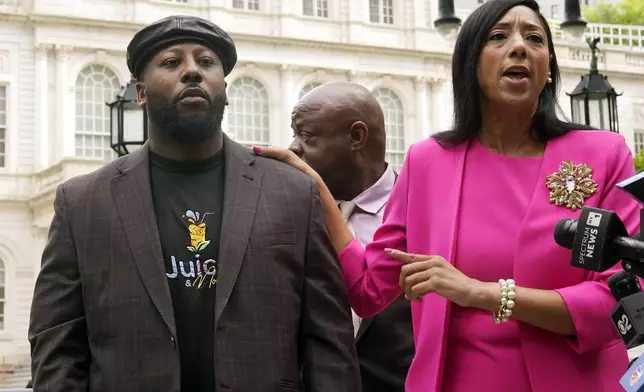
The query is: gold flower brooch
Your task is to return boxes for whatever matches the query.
[546,160,598,211]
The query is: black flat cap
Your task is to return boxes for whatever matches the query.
[126,15,237,79]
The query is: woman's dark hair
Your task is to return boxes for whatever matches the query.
[433,0,594,147]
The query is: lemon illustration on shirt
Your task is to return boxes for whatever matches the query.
[183,210,214,253]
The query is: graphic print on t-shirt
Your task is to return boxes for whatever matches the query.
[165,209,218,289]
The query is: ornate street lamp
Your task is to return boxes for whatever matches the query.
[106,77,148,157]
[567,38,621,132]
[560,0,587,41]
[434,0,461,39]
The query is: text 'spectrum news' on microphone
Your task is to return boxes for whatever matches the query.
[554,171,644,274]
[608,270,644,349]
[554,207,644,272]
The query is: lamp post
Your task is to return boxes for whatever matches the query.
[434,0,461,39]
[106,77,148,157]
[560,0,587,41]
[567,38,621,132]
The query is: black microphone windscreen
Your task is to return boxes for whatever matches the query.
[554,219,577,249]
[608,270,636,287]
[608,270,641,300]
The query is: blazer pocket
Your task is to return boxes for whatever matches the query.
[279,380,303,391]
[249,230,298,249]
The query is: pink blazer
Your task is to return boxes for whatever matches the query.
[340,130,640,392]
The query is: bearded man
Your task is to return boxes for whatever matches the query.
[28,15,360,392]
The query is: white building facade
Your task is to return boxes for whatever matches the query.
[456,0,623,20]
[1,0,644,374]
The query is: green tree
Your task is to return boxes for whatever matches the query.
[582,0,644,25]
[634,149,644,173]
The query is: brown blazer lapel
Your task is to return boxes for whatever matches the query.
[110,143,176,339]
[215,137,262,326]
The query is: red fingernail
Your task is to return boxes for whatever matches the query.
[253,146,262,153]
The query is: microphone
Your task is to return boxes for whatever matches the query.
[554,207,644,272]
[621,354,644,391]
[608,270,644,349]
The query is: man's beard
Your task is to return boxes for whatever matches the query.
[146,91,227,145]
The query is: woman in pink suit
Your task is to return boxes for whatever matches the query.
[255,0,639,390]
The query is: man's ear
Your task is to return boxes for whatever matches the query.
[135,82,146,106]
[349,121,368,152]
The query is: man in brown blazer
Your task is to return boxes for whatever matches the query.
[28,16,360,392]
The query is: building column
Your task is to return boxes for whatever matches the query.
[339,0,351,43]
[429,0,439,30]
[34,44,50,169]
[429,77,447,135]
[280,64,295,147]
[55,45,72,159]
[414,76,429,139]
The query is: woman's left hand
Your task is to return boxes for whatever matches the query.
[387,248,483,307]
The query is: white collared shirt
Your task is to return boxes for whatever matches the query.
[343,164,396,247]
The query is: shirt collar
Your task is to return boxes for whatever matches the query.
[351,164,395,215]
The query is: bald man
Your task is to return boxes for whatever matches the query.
[289,82,414,392]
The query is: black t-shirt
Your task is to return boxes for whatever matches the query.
[150,149,225,392]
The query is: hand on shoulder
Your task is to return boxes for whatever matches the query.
[253,145,324,185]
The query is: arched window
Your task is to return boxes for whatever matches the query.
[227,77,270,147]
[298,82,322,100]
[0,258,5,330]
[74,64,120,161]
[373,88,405,171]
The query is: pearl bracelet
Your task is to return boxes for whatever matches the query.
[493,279,516,324]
